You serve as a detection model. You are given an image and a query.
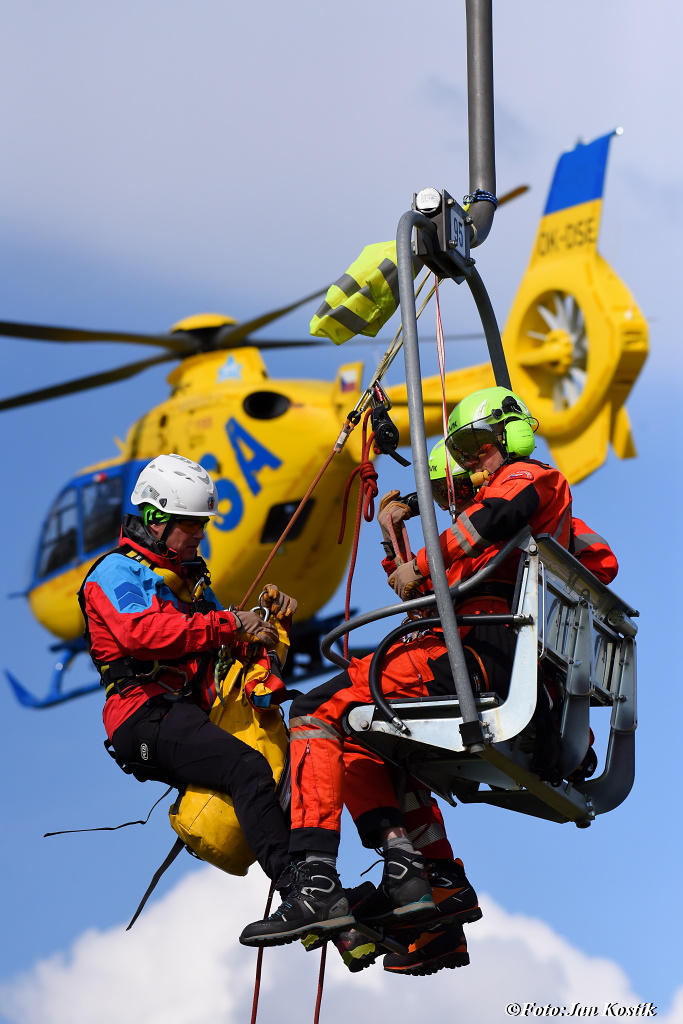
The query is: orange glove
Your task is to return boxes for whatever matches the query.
[233,609,279,646]
[387,558,426,601]
[260,584,298,621]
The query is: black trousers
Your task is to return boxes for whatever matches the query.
[111,698,291,883]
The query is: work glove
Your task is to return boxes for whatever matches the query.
[377,490,412,545]
[260,584,298,620]
[232,609,279,647]
[387,558,427,601]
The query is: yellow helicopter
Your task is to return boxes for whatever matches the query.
[2,130,648,707]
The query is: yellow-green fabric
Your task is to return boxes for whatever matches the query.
[310,241,420,344]
[168,624,289,876]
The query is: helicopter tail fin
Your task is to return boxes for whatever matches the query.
[502,130,648,484]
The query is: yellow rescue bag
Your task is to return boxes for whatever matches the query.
[168,627,289,876]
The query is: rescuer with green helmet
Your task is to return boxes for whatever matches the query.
[428,437,475,513]
[444,385,537,472]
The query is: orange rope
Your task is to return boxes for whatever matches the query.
[239,450,336,611]
[337,411,378,659]
[239,414,361,610]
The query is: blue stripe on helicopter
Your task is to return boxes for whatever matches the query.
[544,132,615,214]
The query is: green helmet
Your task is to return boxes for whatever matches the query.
[446,386,537,465]
[428,439,474,511]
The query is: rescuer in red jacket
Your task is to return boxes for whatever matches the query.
[240,387,575,958]
[80,453,296,891]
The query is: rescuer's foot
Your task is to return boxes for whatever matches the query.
[300,882,376,955]
[383,921,470,976]
[239,861,354,947]
[359,849,435,927]
[424,858,482,926]
[334,928,382,973]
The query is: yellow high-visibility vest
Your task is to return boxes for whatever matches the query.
[310,241,421,345]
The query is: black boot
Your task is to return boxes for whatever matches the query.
[359,849,435,927]
[239,861,354,947]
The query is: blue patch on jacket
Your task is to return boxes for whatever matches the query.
[114,582,146,610]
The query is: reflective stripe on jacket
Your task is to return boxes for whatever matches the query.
[571,515,618,584]
[415,458,573,585]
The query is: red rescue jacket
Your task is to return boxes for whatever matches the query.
[570,516,618,584]
[81,515,287,739]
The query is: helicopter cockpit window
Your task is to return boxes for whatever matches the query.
[38,488,79,578]
[82,475,123,554]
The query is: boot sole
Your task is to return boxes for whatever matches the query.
[425,905,483,929]
[384,951,470,976]
[240,915,355,948]
[360,898,436,930]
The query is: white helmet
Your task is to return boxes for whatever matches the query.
[131,454,218,517]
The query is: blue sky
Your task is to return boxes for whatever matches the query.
[1,2,682,1021]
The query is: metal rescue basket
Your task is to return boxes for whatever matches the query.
[335,530,637,828]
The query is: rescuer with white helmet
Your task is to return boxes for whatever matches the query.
[79,453,297,893]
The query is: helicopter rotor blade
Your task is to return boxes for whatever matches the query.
[0,352,178,412]
[213,287,329,347]
[497,184,530,206]
[0,319,195,354]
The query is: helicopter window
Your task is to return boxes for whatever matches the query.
[243,391,291,420]
[38,488,79,578]
[82,476,123,554]
[260,500,314,544]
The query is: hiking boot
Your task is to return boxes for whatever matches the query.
[424,858,482,926]
[300,882,376,956]
[239,861,354,947]
[359,849,435,927]
[383,921,470,976]
[334,928,382,973]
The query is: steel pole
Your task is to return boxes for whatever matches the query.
[466,0,496,247]
[396,210,485,750]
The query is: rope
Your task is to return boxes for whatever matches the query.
[337,411,378,659]
[239,448,338,611]
[434,276,456,514]
[249,887,274,1024]
[312,943,328,1024]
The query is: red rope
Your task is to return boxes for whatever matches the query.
[337,411,378,659]
[312,943,328,1024]
[434,275,456,511]
[249,887,274,1024]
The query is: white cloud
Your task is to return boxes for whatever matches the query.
[1,867,679,1024]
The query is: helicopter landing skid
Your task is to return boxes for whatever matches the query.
[5,638,100,708]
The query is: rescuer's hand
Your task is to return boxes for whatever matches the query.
[388,558,426,601]
[233,610,279,646]
[261,584,298,621]
[378,490,411,545]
